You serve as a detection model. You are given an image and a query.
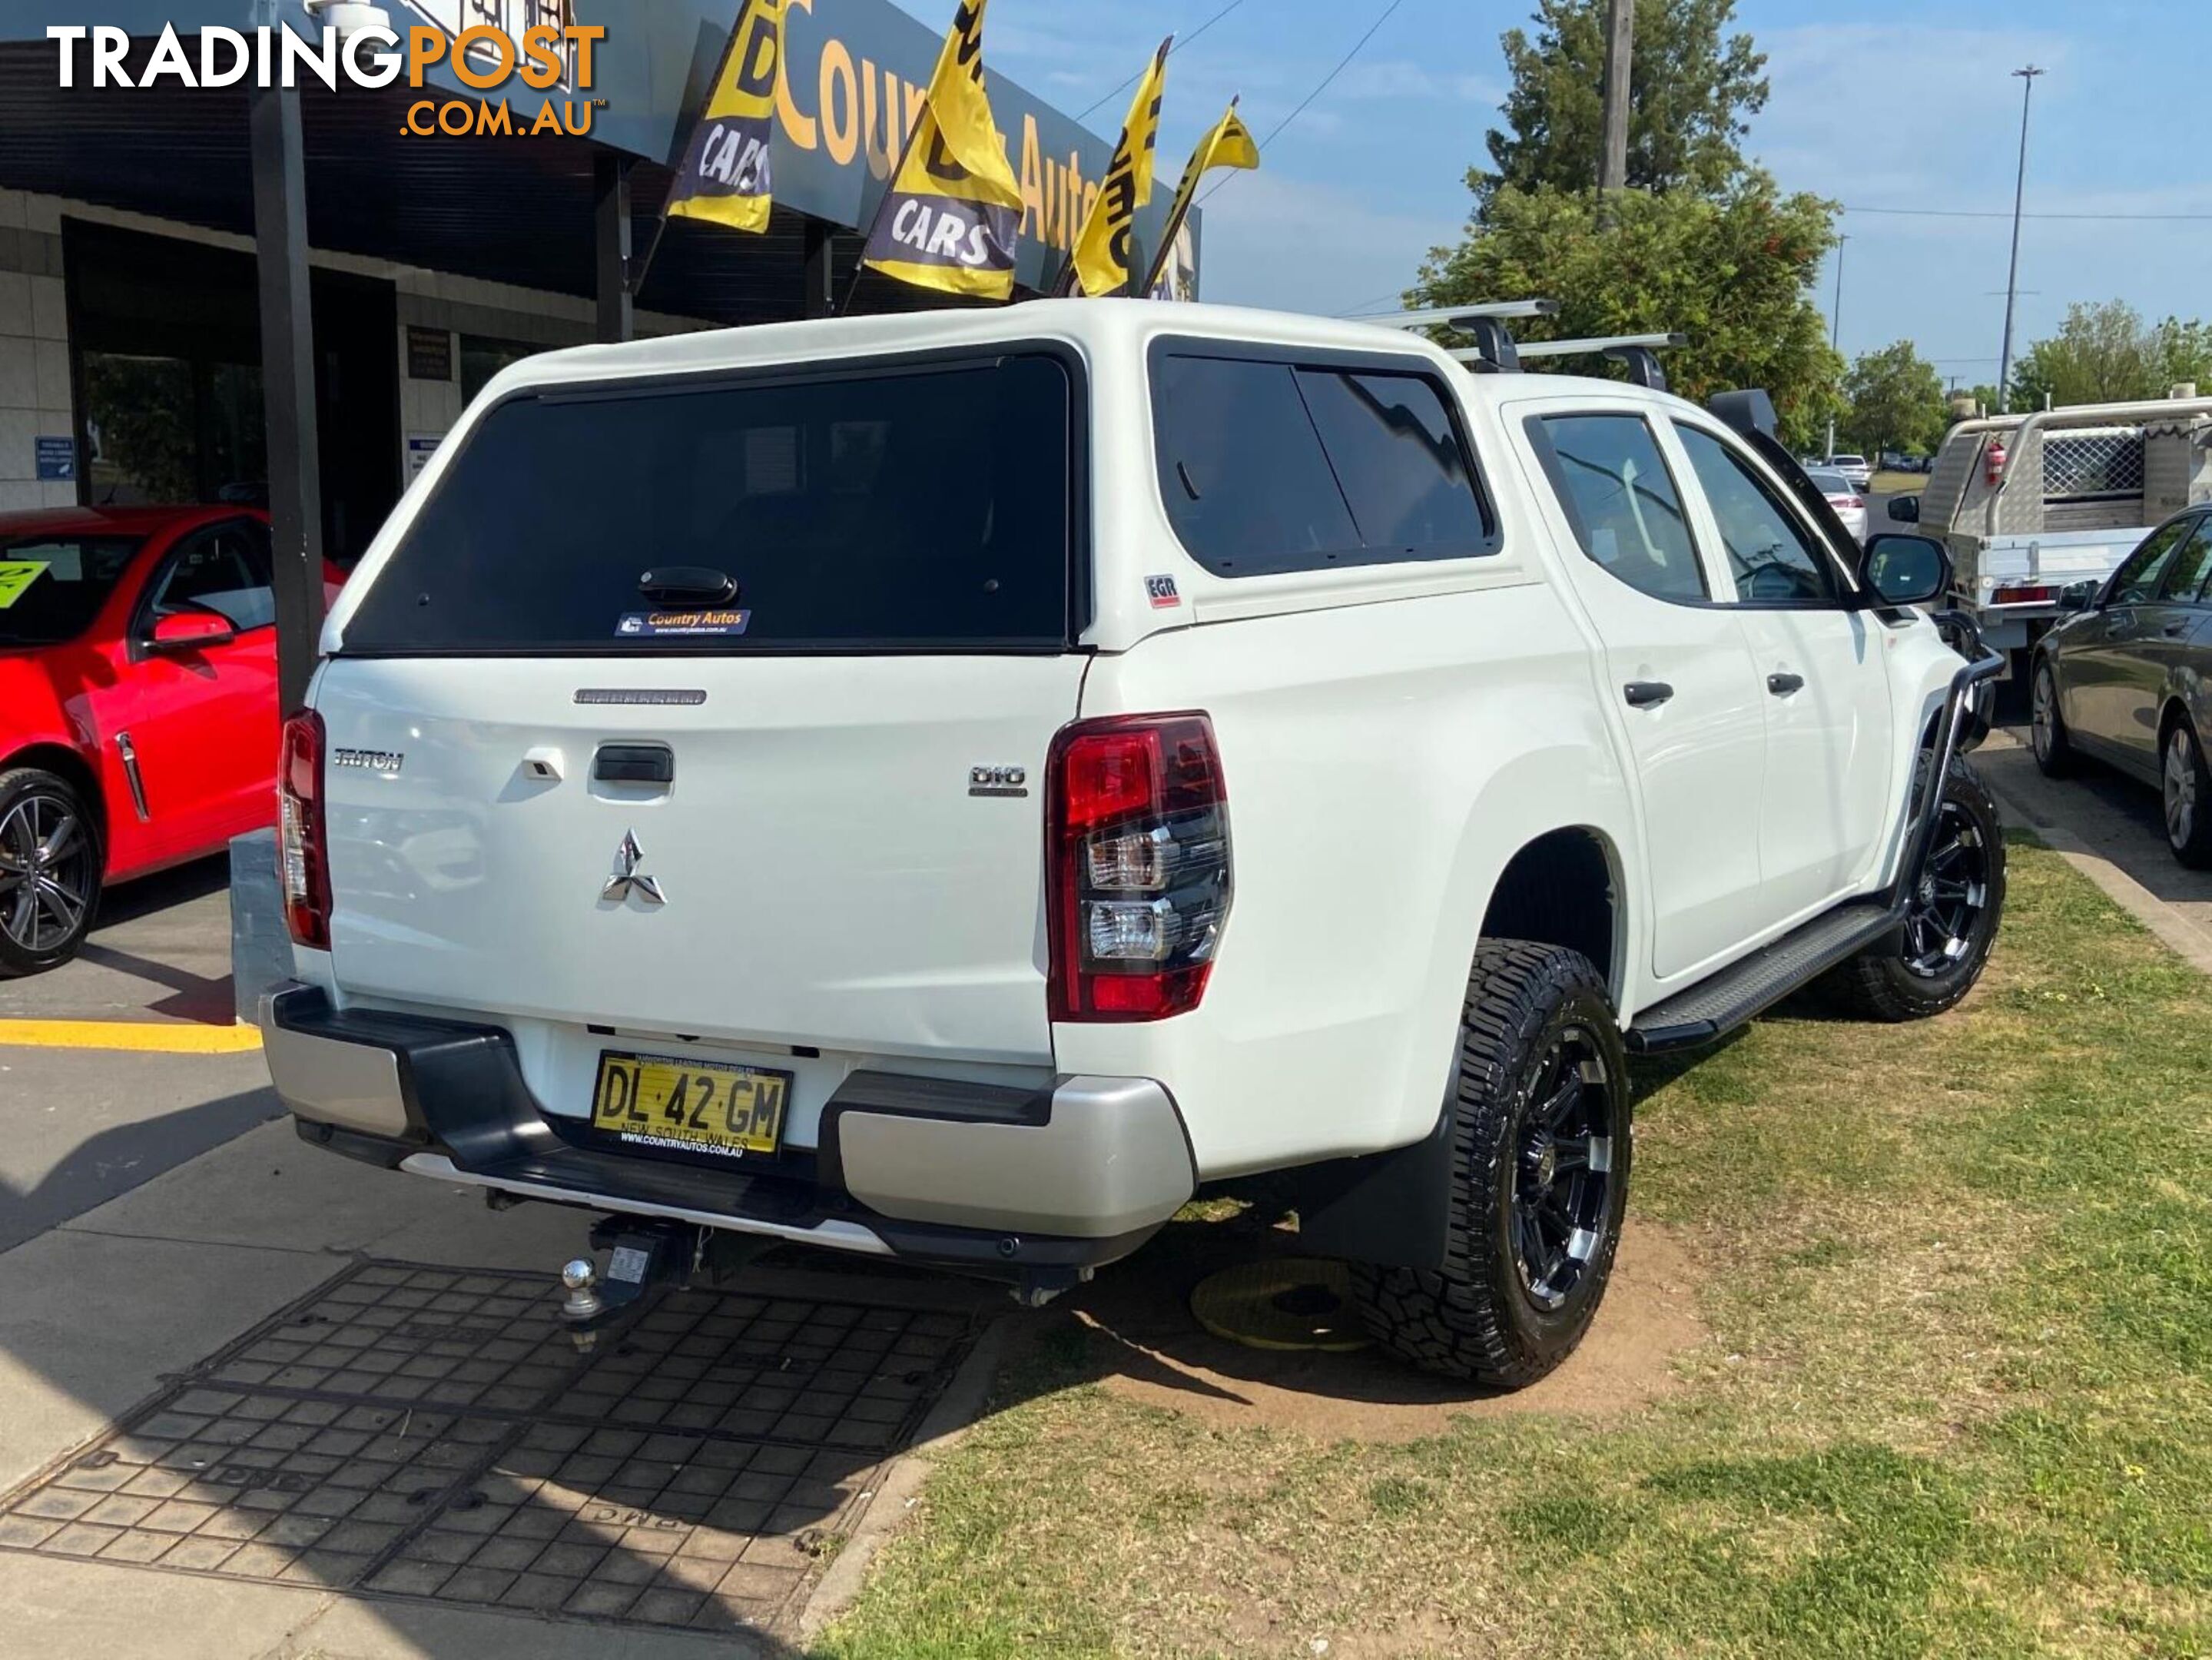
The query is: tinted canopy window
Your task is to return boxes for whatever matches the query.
[0,537,142,647]
[343,354,1077,652]
[1152,350,1492,578]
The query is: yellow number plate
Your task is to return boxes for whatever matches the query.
[590,1052,790,1160]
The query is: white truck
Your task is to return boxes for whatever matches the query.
[1890,394,2212,676]
[260,299,2003,1386]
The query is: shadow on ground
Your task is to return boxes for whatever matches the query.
[988,1187,1708,1445]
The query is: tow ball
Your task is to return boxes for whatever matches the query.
[554,1218,769,1352]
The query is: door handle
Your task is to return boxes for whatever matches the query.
[2164,619,2193,639]
[1623,681,1674,709]
[594,743,675,785]
[1767,672,1806,696]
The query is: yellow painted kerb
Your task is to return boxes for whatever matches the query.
[0,1020,264,1054]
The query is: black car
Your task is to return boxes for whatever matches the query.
[2031,508,2212,864]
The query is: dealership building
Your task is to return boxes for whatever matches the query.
[0,0,1189,566]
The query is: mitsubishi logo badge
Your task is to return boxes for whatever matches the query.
[601,830,666,907]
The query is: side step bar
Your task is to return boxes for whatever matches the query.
[1627,903,1896,1052]
[1630,618,2006,1054]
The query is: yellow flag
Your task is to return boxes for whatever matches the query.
[666,0,784,234]
[1143,98,1261,297]
[1070,37,1172,297]
[861,0,1025,299]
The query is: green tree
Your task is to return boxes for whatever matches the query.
[2008,300,2212,408]
[2151,316,2212,393]
[1841,341,1945,459]
[1414,177,1842,452]
[1480,0,1769,206]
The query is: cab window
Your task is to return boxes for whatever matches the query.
[2161,517,2212,604]
[1674,423,1842,605]
[1532,413,1706,603]
[144,520,275,633]
[2108,519,2190,605]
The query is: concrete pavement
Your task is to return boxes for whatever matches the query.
[1976,725,2212,974]
[1,857,284,1248]
[0,857,238,1028]
[0,1118,704,1658]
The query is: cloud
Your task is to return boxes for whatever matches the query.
[1193,168,1463,317]
[1331,60,1503,105]
[1751,21,2074,205]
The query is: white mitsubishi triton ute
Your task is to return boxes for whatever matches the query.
[261,298,2005,1386]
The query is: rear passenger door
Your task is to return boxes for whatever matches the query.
[1517,403,1769,981]
[2107,513,2209,772]
[1670,420,1893,925]
[2068,516,2194,762]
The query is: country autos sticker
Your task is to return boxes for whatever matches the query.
[617,609,753,638]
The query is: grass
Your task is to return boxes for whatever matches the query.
[1871,469,1927,495]
[816,836,2212,1659]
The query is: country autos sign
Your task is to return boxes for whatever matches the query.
[14,0,1197,294]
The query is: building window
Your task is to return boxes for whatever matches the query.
[81,353,267,508]
[460,337,547,404]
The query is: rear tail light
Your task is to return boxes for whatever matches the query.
[277,709,332,950]
[1991,583,2055,606]
[1843,496,1864,511]
[1046,712,1232,1021]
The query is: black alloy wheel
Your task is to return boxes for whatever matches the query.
[1824,755,2005,1022]
[1901,796,1994,979]
[1511,1030,1618,1313]
[1349,941,1632,1386]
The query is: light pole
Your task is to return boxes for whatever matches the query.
[1825,234,1846,460]
[1995,65,2044,416]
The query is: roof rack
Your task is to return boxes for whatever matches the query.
[1448,330,1687,392]
[1351,301,1690,386]
[1352,300,1560,374]
[1364,300,1561,331]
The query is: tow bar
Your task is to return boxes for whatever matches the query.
[555,1217,771,1351]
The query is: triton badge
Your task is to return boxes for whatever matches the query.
[332,747,405,775]
[601,830,667,907]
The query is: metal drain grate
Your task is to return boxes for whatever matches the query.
[0,1261,977,1635]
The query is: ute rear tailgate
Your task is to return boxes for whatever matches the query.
[314,652,1084,1064]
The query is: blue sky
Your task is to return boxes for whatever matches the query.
[894,0,2212,382]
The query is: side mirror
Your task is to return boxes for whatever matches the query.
[148,609,237,652]
[2058,579,2099,613]
[1860,533,1951,608]
[1886,494,1921,523]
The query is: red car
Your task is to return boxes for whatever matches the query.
[0,506,340,978]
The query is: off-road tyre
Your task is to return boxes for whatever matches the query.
[1824,754,2005,1021]
[2031,656,2077,779]
[0,767,102,979]
[2161,714,2212,869]
[1348,941,1630,1387]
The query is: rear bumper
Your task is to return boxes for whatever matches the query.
[261,984,1196,1273]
